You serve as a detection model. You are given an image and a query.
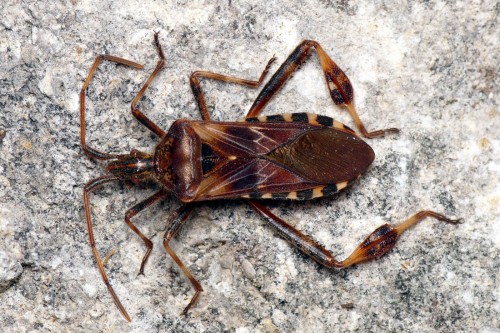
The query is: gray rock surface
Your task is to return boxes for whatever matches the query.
[0,0,498,332]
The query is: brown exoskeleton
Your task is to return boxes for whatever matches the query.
[80,33,461,321]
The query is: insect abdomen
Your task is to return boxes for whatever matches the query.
[243,182,351,200]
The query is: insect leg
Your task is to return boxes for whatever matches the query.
[247,200,342,267]
[246,41,399,138]
[190,57,277,120]
[248,201,461,268]
[124,189,168,275]
[162,204,203,315]
[80,55,144,160]
[84,175,132,322]
[337,211,462,267]
[130,32,167,137]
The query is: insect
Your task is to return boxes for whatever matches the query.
[80,33,461,321]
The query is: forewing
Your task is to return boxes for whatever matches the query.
[194,158,317,200]
[189,122,373,201]
[191,121,316,156]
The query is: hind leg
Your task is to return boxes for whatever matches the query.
[246,41,399,138]
[248,201,462,268]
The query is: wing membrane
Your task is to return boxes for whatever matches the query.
[267,128,375,183]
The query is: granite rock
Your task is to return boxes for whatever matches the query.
[0,0,498,332]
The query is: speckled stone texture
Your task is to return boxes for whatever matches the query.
[0,1,498,332]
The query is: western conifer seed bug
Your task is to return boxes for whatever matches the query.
[80,33,462,321]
